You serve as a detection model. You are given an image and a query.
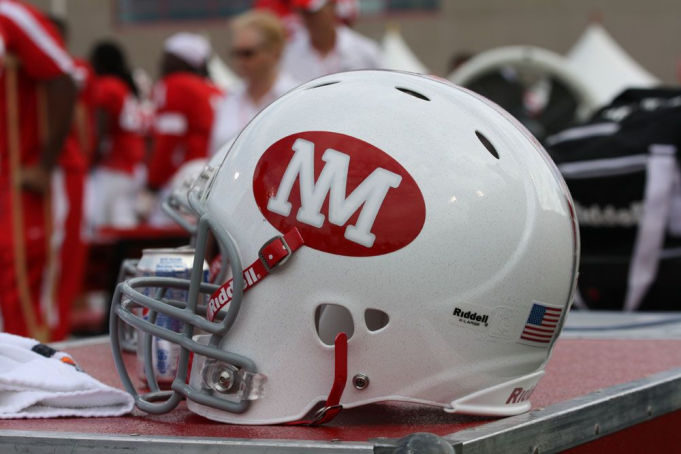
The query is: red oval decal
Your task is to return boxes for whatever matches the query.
[253,131,426,257]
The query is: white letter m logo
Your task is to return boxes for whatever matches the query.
[267,138,403,248]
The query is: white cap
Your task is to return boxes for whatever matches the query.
[164,33,211,69]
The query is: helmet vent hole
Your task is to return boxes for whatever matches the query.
[307,81,340,90]
[365,309,389,332]
[396,87,430,101]
[476,131,499,159]
[314,304,354,346]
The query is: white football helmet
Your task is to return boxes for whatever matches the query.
[111,70,579,425]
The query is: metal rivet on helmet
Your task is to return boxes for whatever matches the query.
[353,374,369,390]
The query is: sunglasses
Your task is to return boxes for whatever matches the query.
[230,47,263,59]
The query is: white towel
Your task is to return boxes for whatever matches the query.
[0,333,134,418]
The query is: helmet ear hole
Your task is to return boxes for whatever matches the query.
[315,304,354,346]
[365,309,389,332]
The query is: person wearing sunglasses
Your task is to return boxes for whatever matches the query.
[210,11,299,155]
[281,0,380,84]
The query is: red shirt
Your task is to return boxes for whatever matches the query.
[92,75,145,174]
[148,72,223,189]
[0,0,74,178]
[59,57,95,172]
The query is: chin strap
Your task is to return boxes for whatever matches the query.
[286,332,348,426]
[206,229,348,426]
[206,228,304,322]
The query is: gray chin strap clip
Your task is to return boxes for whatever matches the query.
[199,357,267,403]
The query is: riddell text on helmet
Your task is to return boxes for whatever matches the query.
[207,268,258,322]
[506,385,536,405]
[253,131,426,257]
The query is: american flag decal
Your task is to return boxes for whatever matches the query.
[517,302,564,348]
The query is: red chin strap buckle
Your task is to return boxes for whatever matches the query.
[287,332,348,426]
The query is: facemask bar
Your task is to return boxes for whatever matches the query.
[211,238,231,285]
[116,259,141,353]
[191,164,231,285]
[110,188,257,415]
[161,171,230,285]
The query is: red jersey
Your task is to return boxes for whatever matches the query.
[0,0,74,179]
[148,72,223,189]
[92,75,145,174]
[59,58,95,171]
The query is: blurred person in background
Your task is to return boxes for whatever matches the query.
[281,0,379,83]
[0,0,77,339]
[254,0,300,37]
[49,16,95,340]
[88,41,146,229]
[255,0,359,37]
[210,11,298,154]
[146,33,223,218]
[334,0,360,26]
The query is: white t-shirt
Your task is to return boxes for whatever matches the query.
[209,73,300,154]
[281,25,381,84]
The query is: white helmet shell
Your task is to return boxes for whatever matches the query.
[112,70,579,425]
